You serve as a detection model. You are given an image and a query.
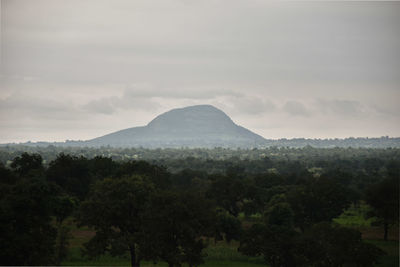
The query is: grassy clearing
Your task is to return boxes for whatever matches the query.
[333,203,377,227]
[204,240,264,264]
[62,247,130,266]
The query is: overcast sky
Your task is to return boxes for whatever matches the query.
[1,0,399,143]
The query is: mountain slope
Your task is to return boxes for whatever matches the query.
[85,105,266,148]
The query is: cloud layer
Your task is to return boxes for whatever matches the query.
[1,0,399,142]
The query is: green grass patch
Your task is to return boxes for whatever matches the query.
[333,203,378,227]
[62,247,130,266]
[204,240,264,264]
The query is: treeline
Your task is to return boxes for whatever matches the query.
[1,145,399,168]
[3,136,400,148]
[0,152,399,266]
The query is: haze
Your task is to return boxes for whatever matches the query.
[1,0,399,143]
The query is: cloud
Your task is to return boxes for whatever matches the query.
[373,105,400,117]
[283,101,310,117]
[83,96,119,115]
[0,92,79,120]
[124,84,242,100]
[316,99,364,116]
[82,87,164,115]
[1,1,400,142]
[227,95,276,115]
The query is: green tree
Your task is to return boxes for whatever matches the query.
[78,175,154,267]
[0,177,57,265]
[239,224,298,267]
[287,178,352,230]
[0,162,15,185]
[207,174,245,217]
[239,195,297,267]
[298,222,385,267]
[10,152,44,177]
[365,176,399,240]
[88,156,119,180]
[117,160,171,189]
[52,194,78,265]
[47,154,92,199]
[214,209,242,243]
[142,191,215,267]
[264,194,294,229]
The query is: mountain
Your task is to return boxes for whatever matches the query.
[84,105,266,148]
[3,104,399,149]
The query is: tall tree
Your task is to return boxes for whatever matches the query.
[287,177,352,230]
[78,175,154,267]
[10,152,44,177]
[0,177,57,265]
[142,191,215,267]
[298,222,385,267]
[207,174,246,217]
[365,176,399,240]
[239,195,298,267]
[47,154,92,199]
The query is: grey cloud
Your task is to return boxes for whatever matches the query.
[229,96,276,115]
[1,1,400,141]
[316,99,364,116]
[4,1,399,87]
[0,93,79,120]
[283,101,310,117]
[82,89,163,115]
[124,85,242,100]
[83,97,119,115]
[373,105,400,117]
[82,84,240,115]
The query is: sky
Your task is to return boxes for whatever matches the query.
[1,0,399,143]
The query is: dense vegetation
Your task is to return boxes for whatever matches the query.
[0,148,398,266]
[2,136,400,149]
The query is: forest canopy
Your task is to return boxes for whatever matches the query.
[0,148,398,266]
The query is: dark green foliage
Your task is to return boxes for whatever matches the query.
[297,223,385,267]
[264,195,294,229]
[214,209,242,243]
[207,174,246,217]
[10,152,44,177]
[171,169,208,190]
[117,160,171,189]
[0,149,397,266]
[88,156,119,179]
[47,153,92,199]
[142,191,215,267]
[239,224,298,267]
[287,177,352,230]
[239,194,298,267]
[0,177,57,265]
[240,221,384,267]
[365,176,399,240]
[78,175,155,267]
[0,162,15,184]
[52,194,78,225]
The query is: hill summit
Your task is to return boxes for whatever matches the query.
[85,105,266,148]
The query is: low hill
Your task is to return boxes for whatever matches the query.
[84,105,266,148]
[2,105,399,148]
